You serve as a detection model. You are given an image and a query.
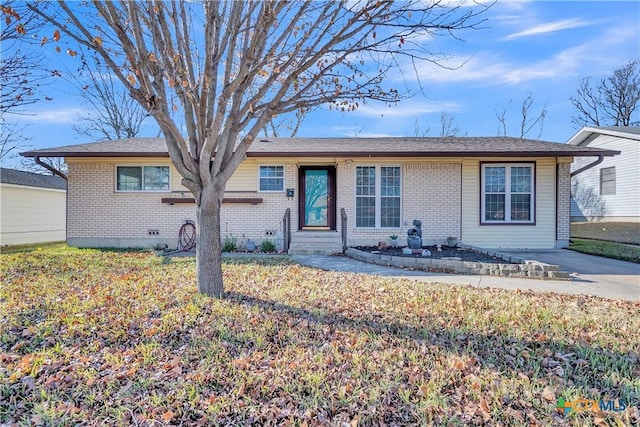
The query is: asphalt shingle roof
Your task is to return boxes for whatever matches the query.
[20,136,619,158]
[0,168,67,190]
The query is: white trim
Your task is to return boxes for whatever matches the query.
[257,164,285,193]
[481,163,535,224]
[354,165,402,229]
[566,126,640,146]
[115,165,171,193]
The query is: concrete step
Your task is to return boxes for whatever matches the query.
[288,231,343,255]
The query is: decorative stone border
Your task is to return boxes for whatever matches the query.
[345,247,570,280]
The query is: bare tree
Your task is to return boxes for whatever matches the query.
[29,1,490,297]
[571,60,640,128]
[70,55,152,140]
[262,108,309,138]
[439,111,461,137]
[0,122,26,160]
[495,92,547,139]
[412,119,431,137]
[0,2,54,161]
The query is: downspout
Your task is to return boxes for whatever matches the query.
[570,155,604,177]
[35,156,67,180]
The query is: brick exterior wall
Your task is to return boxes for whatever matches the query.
[556,162,571,247]
[66,157,479,250]
[66,161,298,249]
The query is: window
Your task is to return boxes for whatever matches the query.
[117,166,169,191]
[600,167,616,195]
[481,163,534,224]
[259,166,284,191]
[356,166,401,228]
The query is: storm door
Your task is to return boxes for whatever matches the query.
[299,166,336,230]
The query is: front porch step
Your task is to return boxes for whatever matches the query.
[288,231,343,255]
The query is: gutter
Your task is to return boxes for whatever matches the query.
[35,156,67,180]
[570,155,604,177]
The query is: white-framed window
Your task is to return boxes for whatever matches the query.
[259,165,284,191]
[600,166,616,195]
[116,166,170,191]
[481,163,534,224]
[355,165,401,228]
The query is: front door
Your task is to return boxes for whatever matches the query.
[299,166,336,230]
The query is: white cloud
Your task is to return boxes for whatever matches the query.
[7,107,88,124]
[411,49,579,85]
[441,0,497,7]
[405,19,638,86]
[353,100,462,118]
[504,18,593,40]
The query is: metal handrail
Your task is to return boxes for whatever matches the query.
[283,208,291,253]
[340,208,347,252]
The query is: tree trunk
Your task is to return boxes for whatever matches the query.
[196,186,225,297]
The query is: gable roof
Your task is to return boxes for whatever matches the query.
[0,167,67,190]
[21,136,619,159]
[566,126,640,146]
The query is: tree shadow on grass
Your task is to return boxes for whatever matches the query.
[224,290,639,408]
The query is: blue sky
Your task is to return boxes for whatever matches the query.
[5,0,639,168]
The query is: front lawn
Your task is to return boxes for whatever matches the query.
[570,238,640,264]
[1,247,638,425]
[571,222,640,245]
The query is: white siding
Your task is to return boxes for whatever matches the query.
[339,159,462,247]
[461,158,557,249]
[571,134,640,221]
[227,161,258,192]
[0,184,66,245]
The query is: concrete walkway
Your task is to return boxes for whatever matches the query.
[291,253,640,302]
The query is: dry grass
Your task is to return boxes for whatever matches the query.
[1,247,639,425]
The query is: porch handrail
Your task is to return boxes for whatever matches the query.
[340,208,347,252]
[283,208,291,253]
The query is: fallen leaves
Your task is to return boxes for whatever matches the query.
[542,386,556,402]
[1,248,638,425]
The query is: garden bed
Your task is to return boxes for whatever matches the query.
[347,246,569,279]
[354,245,513,264]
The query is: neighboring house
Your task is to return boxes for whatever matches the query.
[567,126,640,222]
[0,167,67,246]
[21,137,616,253]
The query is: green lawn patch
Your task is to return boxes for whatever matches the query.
[570,238,640,263]
[0,241,67,254]
[571,222,640,245]
[1,247,638,425]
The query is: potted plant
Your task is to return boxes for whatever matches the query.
[389,234,398,248]
[447,236,458,247]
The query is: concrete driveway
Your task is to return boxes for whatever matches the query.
[292,250,639,301]
[498,249,639,301]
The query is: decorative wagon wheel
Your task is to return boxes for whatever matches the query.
[178,219,196,251]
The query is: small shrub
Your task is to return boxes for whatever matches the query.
[151,241,168,252]
[222,235,237,252]
[260,239,276,253]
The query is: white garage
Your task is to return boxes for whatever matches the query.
[1,168,67,246]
